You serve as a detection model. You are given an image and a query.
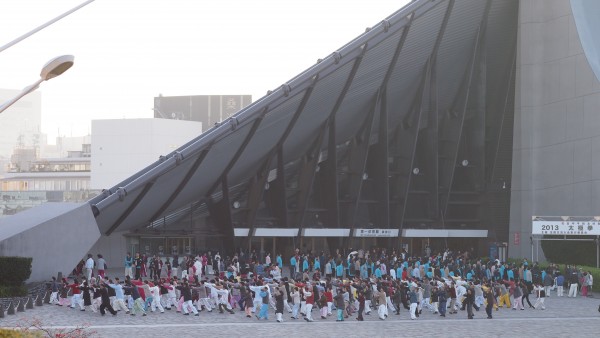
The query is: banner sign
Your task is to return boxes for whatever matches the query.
[532,220,600,235]
[353,229,399,237]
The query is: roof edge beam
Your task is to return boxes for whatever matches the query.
[105,181,155,236]
[147,148,211,223]
[206,109,267,196]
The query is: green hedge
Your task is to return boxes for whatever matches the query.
[505,260,600,292]
[0,256,32,286]
[541,237,597,266]
[0,285,28,298]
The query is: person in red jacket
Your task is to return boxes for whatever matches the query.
[303,286,314,322]
[68,279,85,310]
[401,267,408,280]
[324,286,333,316]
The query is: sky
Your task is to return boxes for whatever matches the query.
[0,0,410,142]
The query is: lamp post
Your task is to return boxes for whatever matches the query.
[0,54,74,114]
[0,0,95,54]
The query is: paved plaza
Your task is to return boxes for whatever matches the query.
[2,291,600,337]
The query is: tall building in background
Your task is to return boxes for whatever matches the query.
[153,94,252,132]
[0,89,42,162]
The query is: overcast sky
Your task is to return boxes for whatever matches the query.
[0,0,409,141]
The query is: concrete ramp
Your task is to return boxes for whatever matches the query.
[0,203,100,282]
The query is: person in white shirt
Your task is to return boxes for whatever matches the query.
[271,265,282,280]
[149,284,164,313]
[193,258,203,282]
[290,286,301,319]
[533,283,546,310]
[325,261,332,278]
[84,254,94,281]
[108,278,129,314]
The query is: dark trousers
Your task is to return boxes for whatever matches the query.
[485,304,493,318]
[466,302,473,318]
[439,301,447,315]
[100,302,117,315]
[357,304,364,320]
[219,304,233,314]
[394,301,401,314]
[522,294,534,308]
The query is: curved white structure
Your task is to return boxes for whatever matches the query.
[571,0,600,81]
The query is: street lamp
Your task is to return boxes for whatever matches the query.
[0,55,74,114]
[0,0,95,54]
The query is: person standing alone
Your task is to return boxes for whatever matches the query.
[124,253,133,278]
[97,254,107,279]
[84,254,94,281]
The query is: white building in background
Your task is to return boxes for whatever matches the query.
[40,135,92,159]
[91,118,203,190]
[0,89,42,161]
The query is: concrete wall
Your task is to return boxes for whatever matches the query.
[510,0,600,259]
[90,118,202,189]
[87,231,128,272]
[0,203,100,282]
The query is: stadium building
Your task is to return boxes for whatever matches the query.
[2,0,600,280]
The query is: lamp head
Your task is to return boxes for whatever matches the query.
[40,55,74,81]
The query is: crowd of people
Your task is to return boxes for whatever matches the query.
[53,247,595,321]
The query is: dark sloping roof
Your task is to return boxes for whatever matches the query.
[89,0,518,235]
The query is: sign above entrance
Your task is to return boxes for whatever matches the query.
[532,219,600,235]
[302,228,350,237]
[353,229,399,237]
[253,228,299,237]
[402,229,488,238]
